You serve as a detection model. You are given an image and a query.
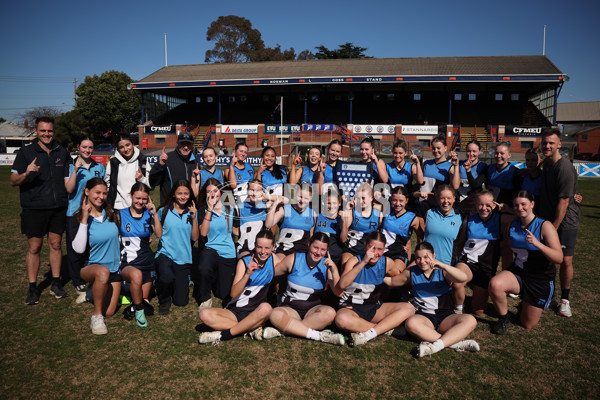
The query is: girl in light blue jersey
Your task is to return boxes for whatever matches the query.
[317,139,343,195]
[192,147,224,198]
[289,146,322,186]
[224,143,255,204]
[256,146,288,196]
[72,178,121,335]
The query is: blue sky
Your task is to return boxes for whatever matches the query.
[1,0,598,122]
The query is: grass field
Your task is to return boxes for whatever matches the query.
[0,165,599,399]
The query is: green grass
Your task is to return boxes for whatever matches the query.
[0,166,599,399]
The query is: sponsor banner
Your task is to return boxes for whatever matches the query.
[505,126,543,137]
[302,124,339,132]
[197,155,262,167]
[0,154,16,165]
[144,125,177,134]
[265,125,302,134]
[401,125,439,135]
[353,124,395,135]
[221,125,259,134]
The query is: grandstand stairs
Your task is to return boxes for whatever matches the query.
[459,127,491,151]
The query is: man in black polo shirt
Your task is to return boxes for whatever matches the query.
[539,128,580,317]
[11,117,71,305]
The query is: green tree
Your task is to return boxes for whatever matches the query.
[54,109,92,150]
[314,42,371,59]
[75,70,139,134]
[254,45,296,62]
[205,15,265,63]
[297,50,315,60]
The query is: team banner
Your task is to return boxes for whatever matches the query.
[221,125,259,134]
[353,125,396,135]
[265,125,302,134]
[505,126,544,137]
[401,125,439,135]
[144,125,176,134]
[302,124,340,132]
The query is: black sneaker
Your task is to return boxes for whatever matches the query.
[158,298,172,315]
[123,304,136,320]
[75,284,87,294]
[491,316,510,335]
[50,283,69,299]
[143,299,155,316]
[25,287,40,305]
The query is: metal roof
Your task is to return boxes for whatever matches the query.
[557,101,600,122]
[132,55,564,90]
[0,121,35,138]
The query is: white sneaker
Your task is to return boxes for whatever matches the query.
[349,332,370,347]
[90,315,107,335]
[558,299,572,317]
[245,327,263,340]
[417,342,437,358]
[198,331,222,344]
[198,298,213,314]
[450,339,480,352]
[262,327,283,339]
[319,330,346,346]
[508,293,520,299]
[75,291,88,304]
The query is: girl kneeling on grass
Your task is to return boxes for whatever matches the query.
[72,178,121,335]
[262,233,345,345]
[119,183,162,328]
[385,242,480,358]
[198,230,284,344]
[155,180,199,315]
[488,190,563,335]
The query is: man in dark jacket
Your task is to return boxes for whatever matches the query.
[11,117,71,305]
[149,132,198,204]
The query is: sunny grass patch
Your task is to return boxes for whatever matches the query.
[1,167,599,399]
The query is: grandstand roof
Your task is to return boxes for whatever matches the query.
[557,101,600,123]
[132,55,564,92]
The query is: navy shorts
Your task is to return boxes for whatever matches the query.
[416,309,454,330]
[460,257,496,289]
[109,271,122,283]
[511,270,554,310]
[226,306,252,322]
[21,208,66,238]
[120,264,155,284]
[339,301,382,322]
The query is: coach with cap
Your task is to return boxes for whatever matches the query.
[149,131,198,204]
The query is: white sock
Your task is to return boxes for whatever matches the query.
[364,328,378,341]
[306,328,321,341]
[455,305,464,312]
[431,339,445,353]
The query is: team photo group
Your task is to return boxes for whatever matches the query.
[11,116,580,358]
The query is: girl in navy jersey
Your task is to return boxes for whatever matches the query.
[317,139,343,194]
[334,232,415,347]
[192,147,224,197]
[224,143,255,204]
[489,191,562,334]
[454,191,512,315]
[520,147,543,208]
[155,180,199,315]
[359,136,389,184]
[256,146,287,196]
[486,142,522,205]
[236,180,269,258]
[198,230,285,344]
[267,184,316,256]
[195,178,239,311]
[65,136,106,299]
[119,183,162,327]
[381,186,424,275]
[262,233,345,345]
[456,140,488,212]
[385,138,423,193]
[289,146,322,185]
[340,183,384,266]
[385,242,480,357]
[415,135,460,216]
[72,178,121,335]
[315,191,343,266]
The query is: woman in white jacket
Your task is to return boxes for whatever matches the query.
[104,134,150,210]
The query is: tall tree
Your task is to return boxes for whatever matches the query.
[75,70,139,134]
[205,15,265,63]
[54,109,92,150]
[254,45,296,62]
[314,42,371,59]
[296,50,315,60]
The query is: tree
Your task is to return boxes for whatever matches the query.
[54,110,92,150]
[205,15,265,63]
[253,45,296,62]
[18,106,62,126]
[296,50,315,60]
[75,70,139,135]
[314,42,371,59]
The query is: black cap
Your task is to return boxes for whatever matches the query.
[177,132,194,144]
